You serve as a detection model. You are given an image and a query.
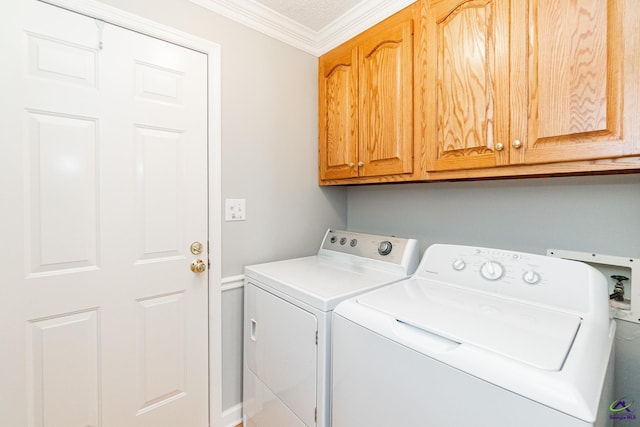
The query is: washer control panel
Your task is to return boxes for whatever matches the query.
[442,248,547,288]
[417,244,604,313]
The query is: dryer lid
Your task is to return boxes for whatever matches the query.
[245,256,407,311]
[356,279,582,371]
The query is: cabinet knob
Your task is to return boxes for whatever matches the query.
[495,143,504,151]
[358,161,364,167]
[348,162,355,168]
[512,139,522,149]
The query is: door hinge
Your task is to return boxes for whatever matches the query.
[315,407,317,422]
[315,330,318,345]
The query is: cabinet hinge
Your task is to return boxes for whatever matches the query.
[315,331,318,345]
[315,407,317,422]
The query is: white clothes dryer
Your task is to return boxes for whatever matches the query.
[332,244,616,427]
[243,229,419,427]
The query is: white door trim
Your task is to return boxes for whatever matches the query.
[37,1,223,426]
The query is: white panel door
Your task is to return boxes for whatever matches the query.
[0,1,209,426]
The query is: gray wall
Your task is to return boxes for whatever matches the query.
[347,173,640,406]
[221,287,243,411]
[95,0,348,416]
[347,175,640,258]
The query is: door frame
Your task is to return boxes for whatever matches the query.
[37,0,223,425]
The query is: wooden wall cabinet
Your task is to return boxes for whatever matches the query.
[318,5,416,184]
[318,0,640,185]
[419,0,640,179]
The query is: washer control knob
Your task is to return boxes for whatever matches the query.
[339,237,347,245]
[350,239,358,247]
[452,259,466,271]
[378,241,393,256]
[523,271,541,285]
[480,261,504,281]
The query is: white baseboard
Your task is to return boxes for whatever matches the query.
[222,403,243,427]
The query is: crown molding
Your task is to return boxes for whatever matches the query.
[189,0,318,53]
[317,0,415,53]
[189,0,416,56]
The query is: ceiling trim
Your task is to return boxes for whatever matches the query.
[318,0,415,54]
[189,0,318,53]
[189,0,416,56]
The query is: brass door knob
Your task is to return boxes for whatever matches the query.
[190,259,206,273]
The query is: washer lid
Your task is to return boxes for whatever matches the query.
[356,279,582,371]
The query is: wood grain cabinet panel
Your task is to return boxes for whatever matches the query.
[424,0,510,171]
[318,47,359,180]
[421,0,639,175]
[319,5,416,183]
[516,0,624,164]
[358,15,414,177]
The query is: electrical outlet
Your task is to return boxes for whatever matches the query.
[225,199,246,221]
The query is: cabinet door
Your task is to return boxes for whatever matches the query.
[423,0,511,171]
[319,46,359,180]
[359,8,415,177]
[512,0,626,164]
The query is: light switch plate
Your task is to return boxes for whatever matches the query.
[225,198,246,221]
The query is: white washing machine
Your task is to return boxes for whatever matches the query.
[243,229,419,427]
[332,244,616,427]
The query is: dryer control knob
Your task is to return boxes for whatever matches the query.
[378,241,393,256]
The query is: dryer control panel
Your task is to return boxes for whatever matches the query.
[319,229,419,276]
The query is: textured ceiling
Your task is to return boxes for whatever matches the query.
[252,0,364,31]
